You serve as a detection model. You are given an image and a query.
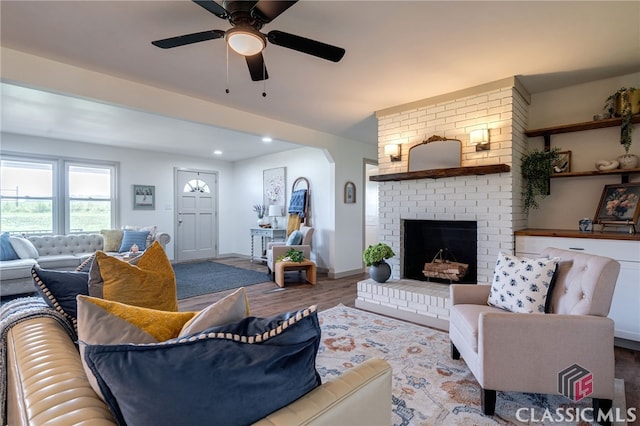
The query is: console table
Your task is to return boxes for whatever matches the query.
[250,227,287,263]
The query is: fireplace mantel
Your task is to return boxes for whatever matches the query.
[369,164,510,182]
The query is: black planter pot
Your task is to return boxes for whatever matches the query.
[369,261,391,283]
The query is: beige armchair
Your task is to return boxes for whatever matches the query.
[266,226,314,280]
[449,247,620,423]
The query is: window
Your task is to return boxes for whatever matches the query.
[1,159,55,234]
[67,163,114,232]
[1,156,117,235]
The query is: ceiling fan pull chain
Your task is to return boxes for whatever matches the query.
[262,60,267,97]
[225,42,230,94]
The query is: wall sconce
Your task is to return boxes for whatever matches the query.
[469,129,490,151]
[384,144,401,161]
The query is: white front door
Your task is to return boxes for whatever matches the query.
[175,169,217,262]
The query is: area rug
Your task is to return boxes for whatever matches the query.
[317,305,627,426]
[172,261,270,299]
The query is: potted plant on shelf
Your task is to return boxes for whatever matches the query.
[521,147,561,213]
[363,242,395,283]
[604,87,639,169]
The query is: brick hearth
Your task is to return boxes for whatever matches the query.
[355,278,450,331]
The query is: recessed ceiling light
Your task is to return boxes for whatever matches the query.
[213,150,223,155]
[262,136,272,143]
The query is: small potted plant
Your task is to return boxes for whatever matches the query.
[363,242,395,283]
[604,87,639,169]
[521,148,561,213]
[253,204,267,226]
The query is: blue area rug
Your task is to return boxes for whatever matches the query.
[172,261,270,299]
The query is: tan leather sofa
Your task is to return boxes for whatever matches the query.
[5,315,392,426]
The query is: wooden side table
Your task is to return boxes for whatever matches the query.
[275,260,317,288]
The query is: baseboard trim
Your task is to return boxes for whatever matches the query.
[329,268,365,279]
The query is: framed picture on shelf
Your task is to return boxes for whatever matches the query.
[344,181,356,204]
[552,150,571,173]
[594,183,640,226]
[133,185,155,210]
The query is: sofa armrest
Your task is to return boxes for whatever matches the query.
[479,312,615,396]
[266,241,286,251]
[450,283,491,305]
[6,317,116,426]
[154,232,171,248]
[253,358,392,426]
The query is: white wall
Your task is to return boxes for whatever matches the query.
[527,72,640,229]
[1,132,234,260]
[1,133,377,276]
[231,147,331,271]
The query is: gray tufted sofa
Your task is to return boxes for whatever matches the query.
[0,232,170,297]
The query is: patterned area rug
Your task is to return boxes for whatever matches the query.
[317,305,627,426]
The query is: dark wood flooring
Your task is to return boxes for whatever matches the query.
[178,257,639,422]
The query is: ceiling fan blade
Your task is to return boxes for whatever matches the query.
[251,1,297,23]
[267,30,345,62]
[245,53,269,81]
[192,0,228,19]
[152,30,225,49]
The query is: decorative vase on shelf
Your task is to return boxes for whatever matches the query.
[257,217,268,226]
[369,261,391,283]
[618,154,639,170]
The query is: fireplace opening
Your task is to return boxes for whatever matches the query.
[403,219,477,284]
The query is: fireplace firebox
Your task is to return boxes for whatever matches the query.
[403,220,477,284]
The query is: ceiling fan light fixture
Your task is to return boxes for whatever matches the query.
[226,27,265,56]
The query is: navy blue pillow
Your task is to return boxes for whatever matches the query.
[32,265,89,328]
[83,306,321,426]
[0,232,19,261]
[118,230,149,253]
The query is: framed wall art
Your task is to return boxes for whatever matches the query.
[263,167,286,211]
[594,182,640,232]
[552,150,571,173]
[133,185,155,210]
[344,181,356,204]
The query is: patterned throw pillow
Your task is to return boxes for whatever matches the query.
[32,265,89,329]
[487,252,559,314]
[77,289,250,405]
[79,302,320,426]
[95,241,178,311]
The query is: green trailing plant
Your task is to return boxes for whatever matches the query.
[604,87,637,154]
[277,248,305,263]
[363,243,395,266]
[521,147,561,213]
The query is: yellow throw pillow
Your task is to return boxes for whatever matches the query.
[100,229,123,252]
[96,241,178,311]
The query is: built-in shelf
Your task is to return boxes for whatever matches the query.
[369,164,510,182]
[515,228,640,242]
[552,167,640,179]
[525,115,640,137]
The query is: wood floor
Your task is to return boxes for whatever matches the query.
[178,257,639,420]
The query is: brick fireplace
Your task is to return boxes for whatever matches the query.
[356,77,530,328]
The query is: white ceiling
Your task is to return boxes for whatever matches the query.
[1,1,639,161]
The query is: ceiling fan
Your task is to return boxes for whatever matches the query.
[151,0,346,81]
